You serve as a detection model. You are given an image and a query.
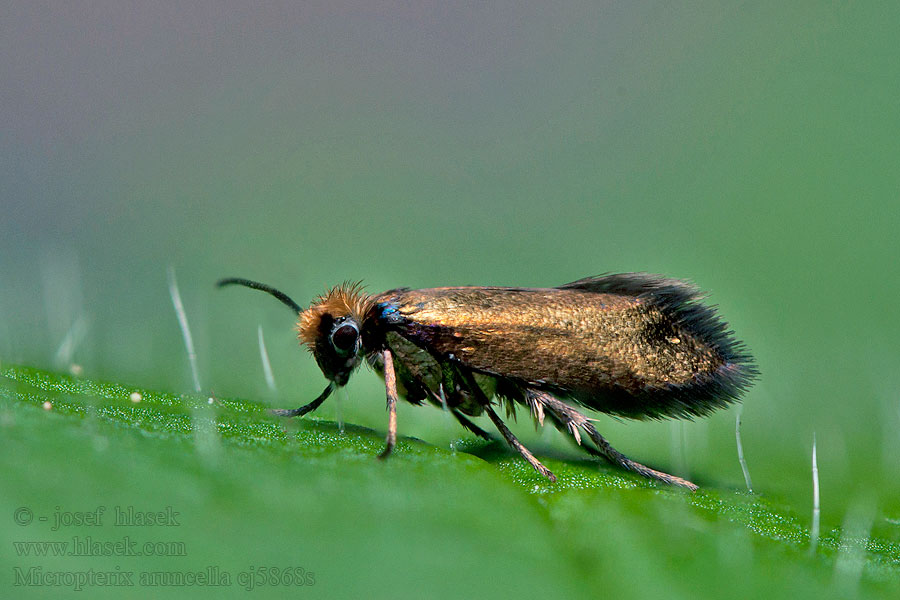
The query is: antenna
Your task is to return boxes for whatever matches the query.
[217,277,303,315]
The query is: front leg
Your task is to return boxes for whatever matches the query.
[271,383,334,417]
[377,348,399,459]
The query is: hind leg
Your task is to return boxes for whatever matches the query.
[528,390,698,491]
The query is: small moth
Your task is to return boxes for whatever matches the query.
[218,273,757,490]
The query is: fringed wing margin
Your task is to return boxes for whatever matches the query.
[556,273,759,419]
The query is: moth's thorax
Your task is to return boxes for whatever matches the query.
[296,282,374,348]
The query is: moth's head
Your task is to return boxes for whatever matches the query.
[216,277,374,387]
[298,282,372,386]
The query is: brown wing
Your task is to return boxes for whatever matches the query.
[371,274,756,420]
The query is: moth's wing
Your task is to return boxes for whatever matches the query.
[558,273,713,331]
[373,276,756,420]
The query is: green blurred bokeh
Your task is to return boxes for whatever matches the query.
[2,2,899,597]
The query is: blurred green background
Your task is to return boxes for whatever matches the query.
[2,2,899,598]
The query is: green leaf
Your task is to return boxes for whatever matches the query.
[2,365,898,599]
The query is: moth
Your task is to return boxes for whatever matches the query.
[218,273,757,490]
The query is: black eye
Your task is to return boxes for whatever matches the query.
[331,323,359,352]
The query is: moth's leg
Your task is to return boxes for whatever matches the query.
[438,361,469,410]
[484,404,556,482]
[271,383,334,417]
[454,367,555,481]
[450,409,493,440]
[397,361,492,440]
[582,422,698,491]
[525,389,587,444]
[525,393,545,427]
[530,390,698,491]
[377,348,399,460]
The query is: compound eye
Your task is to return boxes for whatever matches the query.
[331,322,359,353]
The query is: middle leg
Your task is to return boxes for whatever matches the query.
[456,368,556,482]
[484,404,557,482]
